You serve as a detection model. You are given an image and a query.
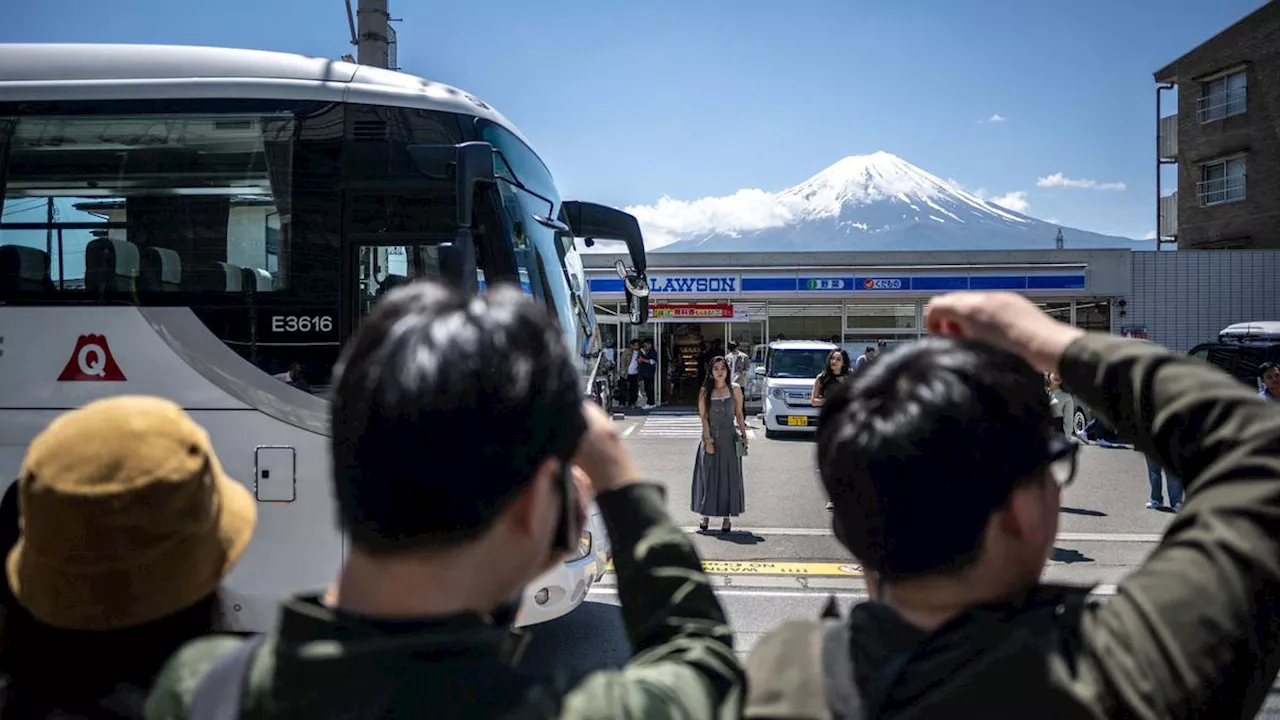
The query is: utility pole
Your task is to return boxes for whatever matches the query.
[356,0,390,69]
[1054,227,1064,250]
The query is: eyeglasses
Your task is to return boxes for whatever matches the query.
[1043,434,1080,490]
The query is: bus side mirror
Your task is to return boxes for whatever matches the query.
[406,142,496,294]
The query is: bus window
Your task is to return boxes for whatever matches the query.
[478,121,582,345]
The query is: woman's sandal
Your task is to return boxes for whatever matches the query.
[699,517,710,533]
[721,519,732,534]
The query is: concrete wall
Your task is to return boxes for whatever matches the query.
[1127,250,1280,352]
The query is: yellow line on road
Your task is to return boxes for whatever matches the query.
[605,560,864,577]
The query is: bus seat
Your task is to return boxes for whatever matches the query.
[242,266,273,292]
[186,260,244,292]
[85,238,140,293]
[140,246,182,291]
[0,245,54,292]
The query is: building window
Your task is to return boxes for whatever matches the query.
[1198,70,1247,122]
[845,304,917,330]
[1198,157,1246,206]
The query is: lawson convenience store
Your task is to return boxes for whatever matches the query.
[584,248,1130,406]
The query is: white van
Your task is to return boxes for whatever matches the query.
[761,340,839,438]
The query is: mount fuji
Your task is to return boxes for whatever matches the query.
[644,152,1153,253]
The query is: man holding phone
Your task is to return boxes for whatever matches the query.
[146,280,743,720]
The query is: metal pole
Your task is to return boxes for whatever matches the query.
[356,0,390,69]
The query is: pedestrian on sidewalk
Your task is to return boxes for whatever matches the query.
[692,356,748,534]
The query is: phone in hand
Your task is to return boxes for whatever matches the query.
[550,462,582,556]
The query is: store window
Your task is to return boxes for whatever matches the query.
[1075,300,1111,333]
[1036,302,1071,325]
[769,303,841,341]
[846,304,917,330]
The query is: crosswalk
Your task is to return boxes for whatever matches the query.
[628,415,757,440]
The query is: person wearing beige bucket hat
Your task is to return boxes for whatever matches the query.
[0,395,256,718]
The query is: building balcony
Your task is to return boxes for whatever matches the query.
[1158,115,1178,160]
[1197,175,1246,206]
[1159,193,1177,237]
[1197,87,1247,123]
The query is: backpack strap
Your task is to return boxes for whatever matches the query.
[819,619,862,720]
[188,634,267,720]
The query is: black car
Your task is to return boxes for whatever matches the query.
[1188,321,1280,389]
[1065,322,1278,438]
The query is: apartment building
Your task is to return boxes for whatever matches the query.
[1155,0,1280,249]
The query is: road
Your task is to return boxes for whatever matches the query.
[518,411,1280,715]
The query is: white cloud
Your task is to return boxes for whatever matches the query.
[622,188,793,250]
[958,183,1031,214]
[983,113,1006,123]
[1143,230,1157,240]
[988,191,1030,213]
[1035,172,1126,191]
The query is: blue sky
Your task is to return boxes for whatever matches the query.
[3,0,1266,244]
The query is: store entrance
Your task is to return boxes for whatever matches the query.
[661,322,727,407]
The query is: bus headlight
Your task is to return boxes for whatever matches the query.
[566,529,593,562]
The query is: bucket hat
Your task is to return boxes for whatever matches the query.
[6,395,256,630]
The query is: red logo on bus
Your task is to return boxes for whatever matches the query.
[57,335,126,382]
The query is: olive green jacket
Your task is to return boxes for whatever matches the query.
[145,483,743,720]
[745,332,1280,719]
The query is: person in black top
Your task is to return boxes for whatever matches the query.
[811,348,852,409]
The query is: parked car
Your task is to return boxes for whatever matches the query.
[1188,321,1280,390]
[761,340,839,438]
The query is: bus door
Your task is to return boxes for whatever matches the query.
[348,236,457,329]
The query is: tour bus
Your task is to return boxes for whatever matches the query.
[0,43,652,631]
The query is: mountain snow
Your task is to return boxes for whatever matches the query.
[630,151,1152,253]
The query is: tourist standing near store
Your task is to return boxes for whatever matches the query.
[692,357,749,534]
[812,349,852,511]
[725,342,750,388]
[637,338,658,410]
[620,338,640,407]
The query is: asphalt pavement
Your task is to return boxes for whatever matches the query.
[517,412,1280,715]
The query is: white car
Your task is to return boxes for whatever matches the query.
[761,340,839,438]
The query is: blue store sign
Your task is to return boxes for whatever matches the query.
[855,277,910,291]
[799,277,854,291]
[588,272,1086,295]
[646,275,739,294]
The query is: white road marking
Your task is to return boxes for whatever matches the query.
[621,424,637,436]
[673,526,1165,543]
[587,584,1119,600]
[635,415,758,440]
[637,416,704,438]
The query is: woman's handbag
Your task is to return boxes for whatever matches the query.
[735,435,748,458]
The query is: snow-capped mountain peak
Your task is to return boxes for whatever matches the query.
[776,151,1028,225]
[614,151,1152,254]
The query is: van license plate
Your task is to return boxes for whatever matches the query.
[786,416,808,427]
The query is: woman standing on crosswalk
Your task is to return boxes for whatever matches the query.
[692,356,749,533]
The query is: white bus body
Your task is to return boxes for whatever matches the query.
[0,43,648,631]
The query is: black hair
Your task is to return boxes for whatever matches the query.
[699,356,732,413]
[1259,361,1279,378]
[817,336,1056,581]
[329,279,587,555]
[817,349,851,387]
